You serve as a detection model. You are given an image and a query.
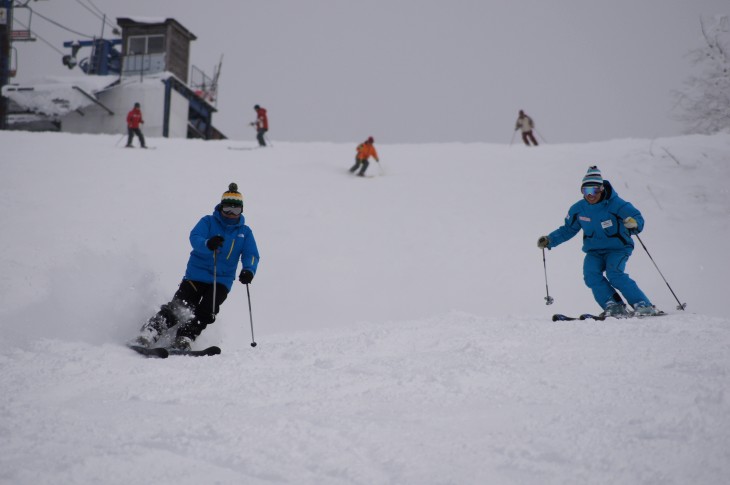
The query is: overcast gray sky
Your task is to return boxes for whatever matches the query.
[10,0,728,143]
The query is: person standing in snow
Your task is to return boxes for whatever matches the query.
[537,166,659,317]
[134,183,260,351]
[515,110,538,146]
[349,136,379,176]
[125,102,147,148]
[250,104,269,147]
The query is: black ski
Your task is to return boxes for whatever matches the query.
[552,314,587,321]
[166,345,221,357]
[552,311,666,322]
[128,344,169,358]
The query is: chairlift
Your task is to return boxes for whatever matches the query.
[10,3,37,43]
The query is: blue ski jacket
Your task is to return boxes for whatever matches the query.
[546,180,644,253]
[184,205,260,291]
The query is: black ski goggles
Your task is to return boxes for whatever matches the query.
[221,205,243,216]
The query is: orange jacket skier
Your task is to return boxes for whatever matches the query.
[349,137,379,176]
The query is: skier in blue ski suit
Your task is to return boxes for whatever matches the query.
[184,203,259,292]
[537,166,657,317]
[135,183,259,349]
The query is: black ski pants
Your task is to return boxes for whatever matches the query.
[161,279,229,340]
[349,158,369,175]
[256,128,268,147]
[522,130,538,146]
[127,127,146,147]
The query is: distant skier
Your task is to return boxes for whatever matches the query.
[125,102,147,148]
[349,136,379,177]
[537,166,659,317]
[250,104,269,147]
[515,110,538,146]
[133,183,260,351]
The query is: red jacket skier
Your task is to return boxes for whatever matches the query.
[125,102,147,148]
[251,104,269,147]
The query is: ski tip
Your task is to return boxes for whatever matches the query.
[551,314,576,321]
[128,344,168,358]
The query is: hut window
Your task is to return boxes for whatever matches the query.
[128,35,165,55]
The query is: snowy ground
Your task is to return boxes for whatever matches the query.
[1,131,729,484]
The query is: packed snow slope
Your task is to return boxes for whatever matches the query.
[1,131,729,485]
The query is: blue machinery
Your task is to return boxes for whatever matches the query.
[62,38,122,75]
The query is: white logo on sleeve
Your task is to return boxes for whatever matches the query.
[601,220,613,229]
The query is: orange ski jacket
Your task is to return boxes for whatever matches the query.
[356,142,379,161]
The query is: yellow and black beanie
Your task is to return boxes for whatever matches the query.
[221,183,243,207]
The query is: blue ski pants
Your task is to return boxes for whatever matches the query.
[583,250,651,309]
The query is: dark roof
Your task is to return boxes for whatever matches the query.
[116,17,197,41]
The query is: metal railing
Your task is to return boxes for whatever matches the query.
[189,65,218,107]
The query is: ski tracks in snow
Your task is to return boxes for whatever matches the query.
[1,312,730,484]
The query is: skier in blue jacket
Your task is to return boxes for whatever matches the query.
[537,166,658,317]
[134,183,260,350]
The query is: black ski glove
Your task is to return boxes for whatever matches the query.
[239,270,254,284]
[206,235,224,251]
[537,236,549,249]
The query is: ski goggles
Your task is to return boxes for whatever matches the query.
[581,185,602,196]
[221,205,243,216]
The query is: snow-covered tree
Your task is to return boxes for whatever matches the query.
[674,16,730,134]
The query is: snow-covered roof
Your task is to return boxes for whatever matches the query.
[1,75,119,117]
[118,16,169,25]
[116,17,196,40]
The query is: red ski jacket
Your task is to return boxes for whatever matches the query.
[255,107,268,130]
[127,108,144,129]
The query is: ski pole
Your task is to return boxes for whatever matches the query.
[264,134,273,148]
[246,284,257,347]
[115,133,126,147]
[634,234,686,310]
[535,128,547,143]
[212,250,218,318]
[542,248,554,305]
[509,130,517,147]
[377,160,384,175]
